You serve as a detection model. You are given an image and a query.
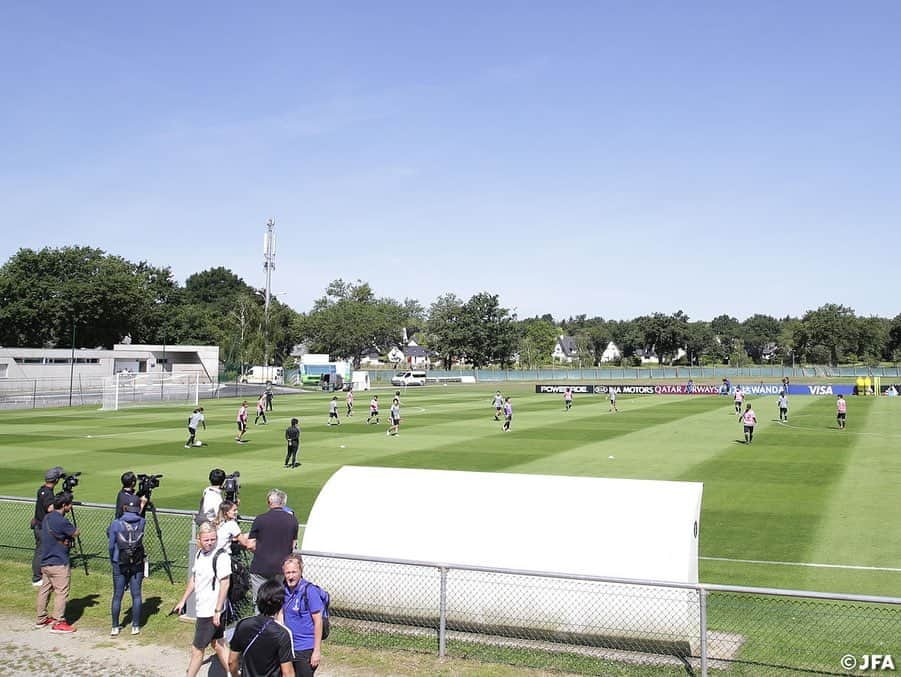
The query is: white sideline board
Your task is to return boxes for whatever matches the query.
[303,466,704,648]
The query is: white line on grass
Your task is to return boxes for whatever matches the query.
[776,420,901,438]
[701,556,901,573]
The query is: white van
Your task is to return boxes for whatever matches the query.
[391,370,427,386]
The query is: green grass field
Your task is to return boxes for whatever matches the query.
[2,383,899,597]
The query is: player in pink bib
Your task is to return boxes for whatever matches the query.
[836,394,847,429]
[740,403,757,444]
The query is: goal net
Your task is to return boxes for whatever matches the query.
[101,372,200,411]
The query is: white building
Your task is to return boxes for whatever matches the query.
[0,343,219,384]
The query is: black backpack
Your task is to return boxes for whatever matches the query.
[211,547,252,622]
[301,581,331,640]
[115,520,145,569]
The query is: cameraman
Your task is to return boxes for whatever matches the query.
[35,492,79,633]
[31,466,63,586]
[198,469,227,524]
[115,471,149,519]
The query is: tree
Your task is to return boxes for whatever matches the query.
[798,304,857,365]
[518,319,558,368]
[401,298,427,339]
[457,293,519,368]
[854,316,889,363]
[684,321,716,365]
[184,267,254,310]
[0,246,177,349]
[637,311,689,365]
[741,314,781,363]
[887,314,901,361]
[578,323,612,366]
[608,319,643,358]
[301,280,404,367]
[426,294,466,369]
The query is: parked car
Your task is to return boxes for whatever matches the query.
[391,370,427,386]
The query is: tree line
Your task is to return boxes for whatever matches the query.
[1,247,899,371]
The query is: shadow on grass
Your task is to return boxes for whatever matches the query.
[67,593,101,623]
[120,595,163,627]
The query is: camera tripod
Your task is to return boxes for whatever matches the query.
[67,501,90,576]
[142,500,174,584]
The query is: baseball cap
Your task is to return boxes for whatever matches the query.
[121,494,142,513]
[45,466,64,482]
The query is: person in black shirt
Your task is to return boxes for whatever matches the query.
[247,490,299,610]
[284,418,301,468]
[115,471,148,519]
[31,467,63,585]
[228,579,294,677]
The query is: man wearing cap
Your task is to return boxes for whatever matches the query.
[108,493,146,636]
[36,492,79,633]
[31,467,63,586]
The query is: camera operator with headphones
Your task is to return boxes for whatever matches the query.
[115,471,149,519]
[30,466,63,586]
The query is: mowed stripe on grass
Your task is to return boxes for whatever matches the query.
[0,384,897,595]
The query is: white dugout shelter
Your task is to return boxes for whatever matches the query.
[303,466,704,651]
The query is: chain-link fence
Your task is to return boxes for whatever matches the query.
[3,496,900,675]
[300,552,901,676]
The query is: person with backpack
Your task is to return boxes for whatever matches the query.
[282,553,324,677]
[173,521,231,677]
[228,579,295,677]
[108,493,145,636]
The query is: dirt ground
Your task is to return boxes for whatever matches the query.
[0,613,355,677]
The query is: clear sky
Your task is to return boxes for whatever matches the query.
[2,2,900,322]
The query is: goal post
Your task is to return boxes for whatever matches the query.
[101,372,200,411]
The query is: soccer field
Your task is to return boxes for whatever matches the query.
[1,383,898,597]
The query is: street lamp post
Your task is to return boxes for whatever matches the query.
[68,318,76,407]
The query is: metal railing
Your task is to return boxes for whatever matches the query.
[4,496,900,675]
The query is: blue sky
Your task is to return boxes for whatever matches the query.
[2,2,900,322]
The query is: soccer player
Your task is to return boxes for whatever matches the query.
[563,387,573,412]
[185,407,206,448]
[740,402,757,444]
[346,389,354,417]
[836,394,847,429]
[733,386,744,414]
[502,397,513,432]
[254,394,268,425]
[492,391,504,420]
[387,398,401,436]
[235,401,248,443]
[366,396,380,424]
[327,396,340,426]
[777,392,788,422]
[609,389,618,413]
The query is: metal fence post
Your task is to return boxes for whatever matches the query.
[699,587,708,677]
[439,566,448,657]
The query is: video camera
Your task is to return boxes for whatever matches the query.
[137,473,163,499]
[61,472,81,494]
[222,471,240,503]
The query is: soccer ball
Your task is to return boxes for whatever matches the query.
[194,441,203,447]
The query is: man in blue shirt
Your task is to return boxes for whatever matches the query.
[35,492,79,634]
[31,466,62,585]
[282,554,323,676]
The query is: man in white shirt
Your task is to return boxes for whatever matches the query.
[174,521,231,677]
